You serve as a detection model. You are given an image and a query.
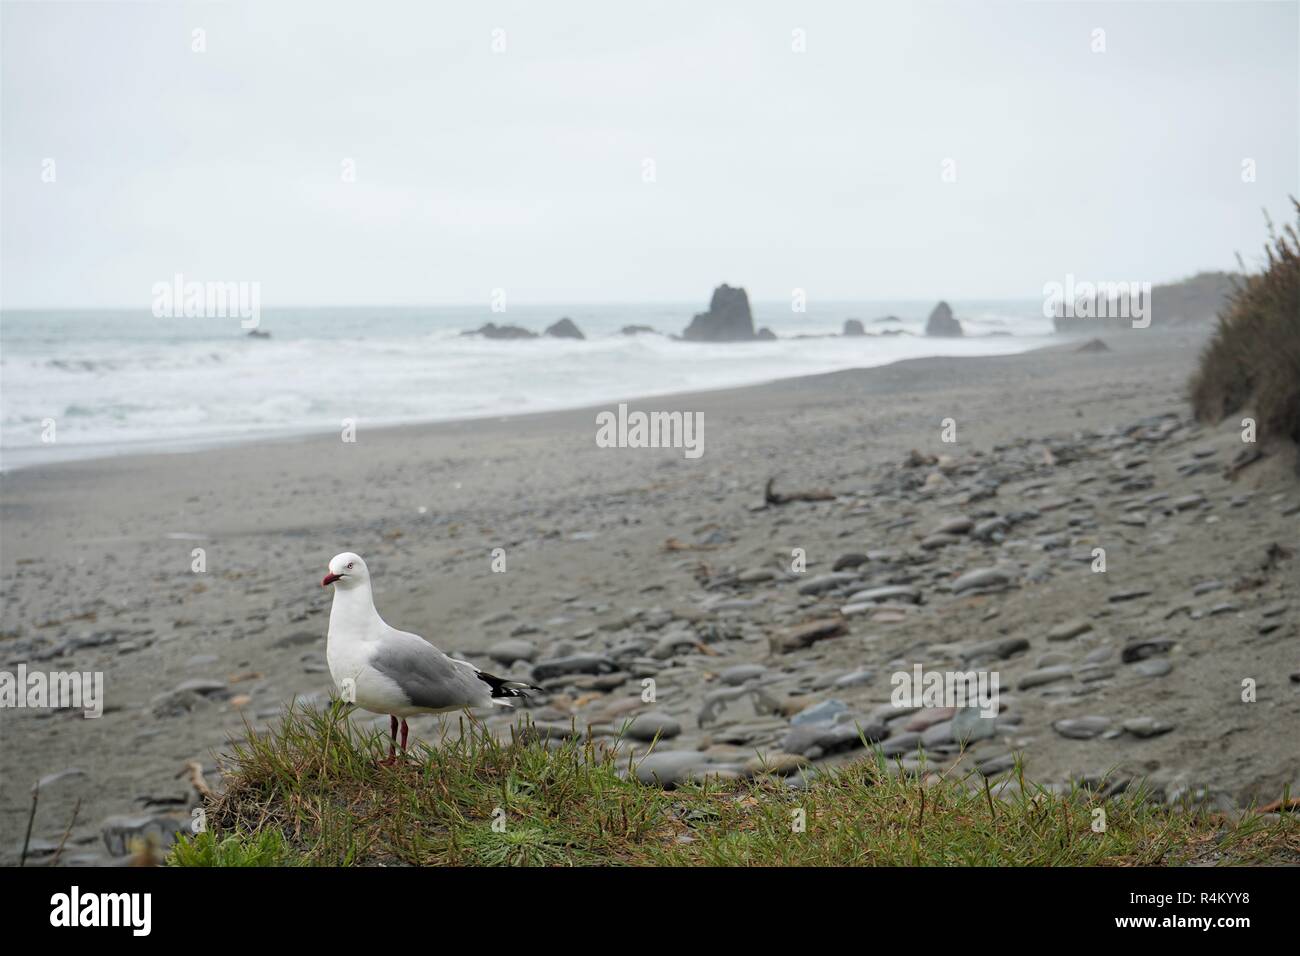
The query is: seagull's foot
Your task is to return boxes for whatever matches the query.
[376,755,399,768]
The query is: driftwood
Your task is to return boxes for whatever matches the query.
[764,477,835,506]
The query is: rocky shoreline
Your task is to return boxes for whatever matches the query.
[2,325,1296,865]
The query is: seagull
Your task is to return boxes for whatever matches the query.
[321,551,539,764]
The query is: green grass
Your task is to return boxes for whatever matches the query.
[168,703,1299,866]
[1190,197,1300,446]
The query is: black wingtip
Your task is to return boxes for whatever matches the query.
[475,669,541,699]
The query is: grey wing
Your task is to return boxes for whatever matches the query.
[370,631,489,710]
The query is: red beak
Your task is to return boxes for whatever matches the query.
[322,572,342,587]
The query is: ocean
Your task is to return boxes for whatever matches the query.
[0,300,1051,470]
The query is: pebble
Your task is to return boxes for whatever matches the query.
[845,585,921,605]
[1132,659,1173,678]
[1108,588,1153,603]
[878,731,922,756]
[780,719,886,757]
[832,669,874,689]
[950,706,997,744]
[651,632,699,659]
[1052,716,1112,739]
[932,516,974,536]
[971,517,1009,541]
[531,654,617,680]
[1019,666,1074,690]
[962,636,1029,661]
[1122,716,1174,738]
[487,639,537,665]
[905,707,958,732]
[771,618,847,653]
[832,554,869,571]
[719,664,766,686]
[952,568,1012,594]
[1048,619,1093,642]
[797,572,860,595]
[790,699,848,726]
[744,752,809,776]
[977,753,1018,776]
[623,711,682,742]
[629,752,711,788]
[1121,637,1174,663]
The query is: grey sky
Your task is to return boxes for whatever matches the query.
[2,0,1296,308]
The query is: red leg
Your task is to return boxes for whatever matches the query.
[400,718,409,754]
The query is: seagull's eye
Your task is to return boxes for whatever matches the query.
[347,562,354,570]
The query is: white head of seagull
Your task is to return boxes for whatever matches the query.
[321,551,368,590]
[320,551,539,765]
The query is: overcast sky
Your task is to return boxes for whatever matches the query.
[2,0,1296,308]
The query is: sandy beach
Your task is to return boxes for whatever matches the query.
[2,325,1297,864]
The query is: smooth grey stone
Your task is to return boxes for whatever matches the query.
[624,712,682,742]
[650,632,698,659]
[1019,666,1074,690]
[719,664,767,686]
[877,731,922,757]
[920,720,955,747]
[1083,646,1114,665]
[171,678,227,695]
[629,752,710,787]
[963,637,1029,661]
[951,706,997,744]
[1121,637,1174,663]
[1108,589,1153,603]
[1048,619,1093,642]
[972,517,1009,541]
[781,720,886,757]
[845,585,921,604]
[1122,716,1174,738]
[977,753,1018,776]
[487,639,537,665]
[797,572,860,595]
[1132,659,1173,678]
[791,699,848,726]
[952,568,1012,593]
[1052,716,1112,739]
[832,669,874,689]
[933,516,974,536]
[531,654,616,680]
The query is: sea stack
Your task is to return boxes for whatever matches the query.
[682,284,756,342]
[925,301,963,337]
[544,318,585,340]
[843,319,865,336]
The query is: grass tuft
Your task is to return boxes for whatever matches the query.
[1190,198,1300,447]
[169,702,1300,866]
